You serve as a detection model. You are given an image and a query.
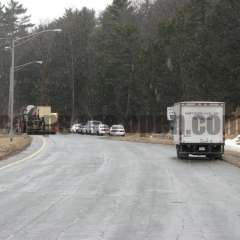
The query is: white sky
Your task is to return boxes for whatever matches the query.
[2,0,113,25]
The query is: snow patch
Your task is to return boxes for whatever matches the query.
[225,135,240,152]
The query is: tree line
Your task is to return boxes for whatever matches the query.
[0,0,239,132]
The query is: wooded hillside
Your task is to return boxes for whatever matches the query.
[0,0,239,131]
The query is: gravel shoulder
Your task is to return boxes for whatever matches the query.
[0,135,32,160]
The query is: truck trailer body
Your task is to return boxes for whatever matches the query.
[19,105,58,134]
[173,102,225,159]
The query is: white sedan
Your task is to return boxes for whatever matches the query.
[97,124,110,135]
[110,125,126,136]
[70,124,81,133]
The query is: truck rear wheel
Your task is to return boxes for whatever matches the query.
[207,154,213,160]
[177,150,180,159]
[215,154,223,160]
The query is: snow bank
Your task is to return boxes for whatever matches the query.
[225,135,240,152]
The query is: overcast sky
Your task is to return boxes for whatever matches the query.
[2,0,113,24]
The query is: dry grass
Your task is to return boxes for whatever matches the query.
[0,135,32,160]
[107,133,174,145]
[224,151,240,168]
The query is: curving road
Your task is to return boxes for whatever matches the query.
[0,135,240,240]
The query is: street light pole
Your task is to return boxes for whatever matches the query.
[7,29,62,141]
[9,37,15,141]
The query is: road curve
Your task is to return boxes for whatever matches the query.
[0,135,240,240]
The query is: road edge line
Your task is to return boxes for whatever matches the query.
[0,136,47,171]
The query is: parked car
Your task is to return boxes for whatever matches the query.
[110,125,126,136]
[81,125,88,134]
[97,124,110,135]
[86,120,102,135]
[70,123,81,133]
[76,124,84,134]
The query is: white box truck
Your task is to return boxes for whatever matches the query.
[173,102,225,159]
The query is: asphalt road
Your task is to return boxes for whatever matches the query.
[0,135,240,240]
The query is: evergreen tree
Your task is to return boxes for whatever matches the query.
[94,0,140,123]
[0,0,239,130]
[0,1,33,116]
[207,0,240,106]
[3,0,33,37]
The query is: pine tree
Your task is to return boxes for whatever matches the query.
[3,0,33,37]
[206,0,240,105]
[0,2,6,39]
[0,2,9,117]
[0,1,33,119]
[94,0,140,122]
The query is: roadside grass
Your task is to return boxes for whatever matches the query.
[0,135,32,160]
[107,133,173,145]
[224,151,240,168]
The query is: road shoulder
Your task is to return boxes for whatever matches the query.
[106,133,240,168]
[0,135,45,169]
[0,135,32,160]
[224,151,240,168]
[106,133,173,145]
